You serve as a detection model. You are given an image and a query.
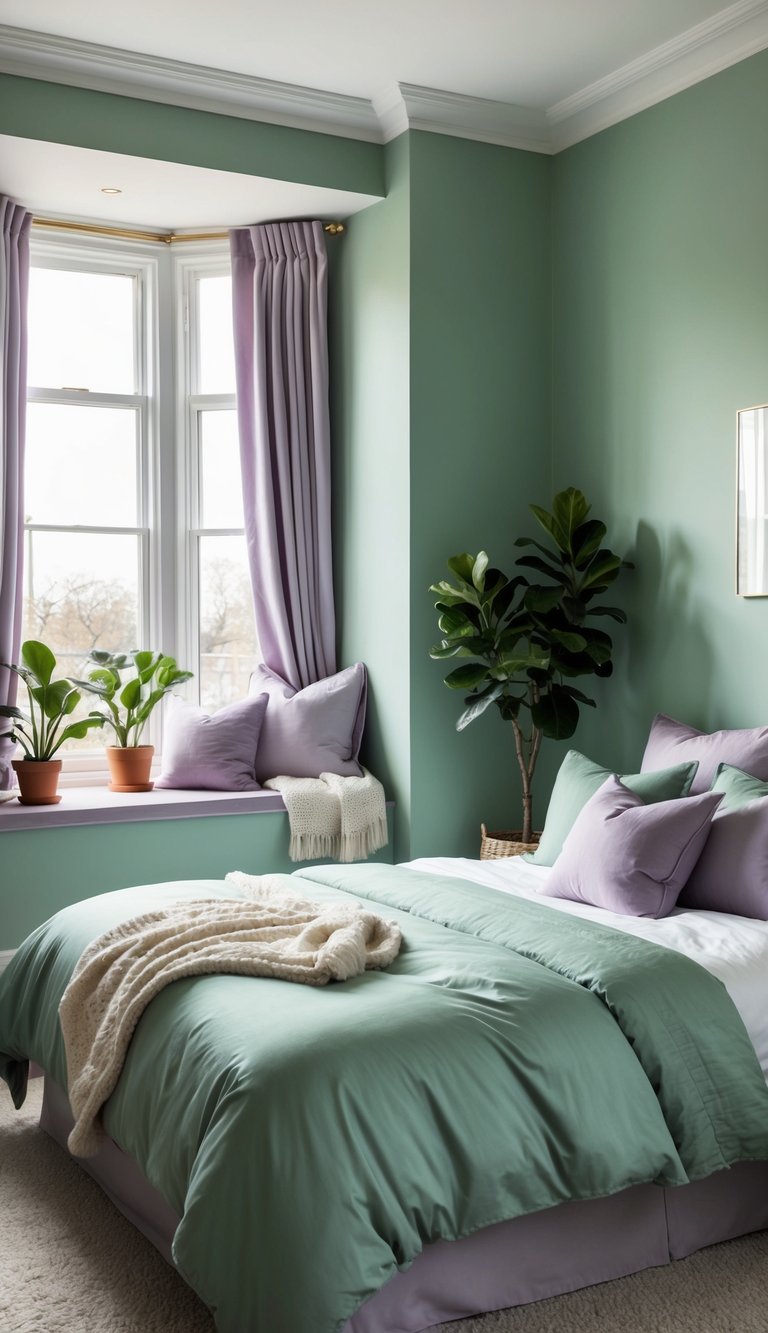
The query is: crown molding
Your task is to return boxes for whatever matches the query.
[375,83,552,154]
[2,3,768,158]
[0,25,381,142]
[548,0,768,150]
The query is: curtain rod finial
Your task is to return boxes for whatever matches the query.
[323,222,345,236]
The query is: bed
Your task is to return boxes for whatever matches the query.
[2,854,768,1333]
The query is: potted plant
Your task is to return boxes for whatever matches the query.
[0,640,105,804]
[430,488,630,852]
[73,649,193,792]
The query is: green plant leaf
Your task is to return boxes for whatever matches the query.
[70,674,113,698]
[51,716,105,752]
[558,684,596,707]
[120,678,142,709]
[157,666,193,690]
[571,519,606,568]
[132,650,156,674]
[21,640,56,686]
[552,488,590,550]
[549,629,587,653]
[514,536,564,559]
[496,694,523,721]
[456,682,504,731]
[587,605,627,623]
[446,554,476,584]
[529,503,566,550]
[516,554,567,583]
[524,584,562,613]
[430,579,478,608]
[444,663,490,691]
[436,604,478,636]
[132,688,167,727]
[471,551,489,593]
[579,550,622,591]
[0,704,28,720]
[531,685,580,739]
[492,576,528,619]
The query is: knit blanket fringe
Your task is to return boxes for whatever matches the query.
[264,768,388,863]
[59,872,401,1158]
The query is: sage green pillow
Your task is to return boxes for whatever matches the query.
[527,749,699,867]
[711,762,768,809]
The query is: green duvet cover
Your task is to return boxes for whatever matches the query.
[2,863,768,1333]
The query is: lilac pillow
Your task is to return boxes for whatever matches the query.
[155,694,268,791]
[679,765,768,919]
[249,663,367,782]
[540,775,723,919]
[641,713,768,795]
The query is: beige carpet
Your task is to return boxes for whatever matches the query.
[2,1083,767,1333]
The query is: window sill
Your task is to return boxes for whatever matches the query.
[0,786,289,832]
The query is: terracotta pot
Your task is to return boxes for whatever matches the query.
[12,758,63,805]
[107,745,155,793]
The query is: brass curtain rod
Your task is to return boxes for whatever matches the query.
[30,217,345,245]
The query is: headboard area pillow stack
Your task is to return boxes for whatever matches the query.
[640,713,768,794]
[528,749,698,867]
[539,775,722,919]
[534,713,768,921]
[156,662,367,790]
[679,764,768,919]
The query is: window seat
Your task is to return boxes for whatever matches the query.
[0,786,288,832]
[0,787,395,950]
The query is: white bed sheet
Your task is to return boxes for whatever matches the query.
[402,855,768,1082]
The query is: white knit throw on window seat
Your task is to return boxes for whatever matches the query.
[264,769,388,863]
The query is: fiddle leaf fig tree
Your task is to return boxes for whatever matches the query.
[430,488,631,843]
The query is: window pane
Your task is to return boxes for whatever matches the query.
[28,267,135,394]
[198,535,258,709]
[23,531,141,673]
[200,410,243,528]
[198,274,235,394]
[26,403,139,527]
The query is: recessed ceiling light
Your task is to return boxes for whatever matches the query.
[100,187,122,195]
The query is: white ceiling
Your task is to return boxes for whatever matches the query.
[0,0,741,107]
[1,1,766,227]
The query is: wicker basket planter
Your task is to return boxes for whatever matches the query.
[480,824,540,860]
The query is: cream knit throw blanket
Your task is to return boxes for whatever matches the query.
[59,871,401,1158]
[264,768,388,862]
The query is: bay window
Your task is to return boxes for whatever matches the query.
[23,231,258,773]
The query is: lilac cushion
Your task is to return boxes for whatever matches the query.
[540,775,723,919]
[641,713,768,795]
[155,694,268,791]
[679,764,768,919]
[249,663,367,781]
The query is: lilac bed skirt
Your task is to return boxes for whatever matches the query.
[39,1074,768,1333]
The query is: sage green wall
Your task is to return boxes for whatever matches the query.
[407,131,553,856]
[0,74,384,196]
[331,136,412,858]
[552,49,768,772]
[333,131,554,860]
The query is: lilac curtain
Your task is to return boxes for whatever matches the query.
[0,197,31,789]
[230,220,336,692]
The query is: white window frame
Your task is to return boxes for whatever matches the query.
[25,230,242,784]
[26,233,164,780]
[172,244,242,703]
